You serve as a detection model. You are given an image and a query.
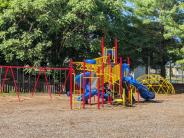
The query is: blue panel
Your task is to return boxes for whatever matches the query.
[85,59,96,64]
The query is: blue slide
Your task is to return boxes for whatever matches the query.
[123,76,155,100]
[75,72,108,101]
[122,63,155,100]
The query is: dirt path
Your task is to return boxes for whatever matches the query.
[0,94,183,138]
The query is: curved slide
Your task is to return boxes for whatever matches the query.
[123,76,155,100]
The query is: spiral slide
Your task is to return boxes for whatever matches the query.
[122,63,155,100]
[123,76,155,100]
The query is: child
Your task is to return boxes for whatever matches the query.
[104,83,113,101]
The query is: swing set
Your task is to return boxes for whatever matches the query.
[0,65,71,101]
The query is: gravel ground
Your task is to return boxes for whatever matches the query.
[0,93,183,138]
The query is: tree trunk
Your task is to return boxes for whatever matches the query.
[182,65,184,83]
[160,62,166,78]
[160,25,166,78]
[145,63,148,74]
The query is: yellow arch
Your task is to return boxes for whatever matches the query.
[137,74,175,94]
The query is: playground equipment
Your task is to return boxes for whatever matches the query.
[70,36,156,109]
[0,65,70,101]
[0,36,175,110]
[137,74,175,94]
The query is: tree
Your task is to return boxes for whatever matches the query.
[0,0,126,67]
[129,0,184,77]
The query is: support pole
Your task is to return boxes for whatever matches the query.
[110,61,112,104]
[127,57,130,66]
[32,69,41,97]
[108,54,112,104]
[120,57,123,98]
[58,69,62,96]
[127,57,131,103]
[82,61,86,109]
[102,62,104,107]
[10,67,20,102]
[114,38,118,64]
[64,71,70,89]
[16,68,19,93]
[43,69,52,99]
[136,90,140,103]
[28,72,30,94]
[89,64,92,105]
[69,60,73,110]
[101,35,105,57]
[97,67,100,109]
[22,69,24,93]
[0,67,9,94]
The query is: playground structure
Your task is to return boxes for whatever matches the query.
[0,36,176,110]
[70,37,156,109]
[137,74,175,94]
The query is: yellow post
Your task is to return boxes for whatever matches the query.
[130,89,133,106]
[112,84,115,99]
[123,88,126,106]
[72,73,82,110]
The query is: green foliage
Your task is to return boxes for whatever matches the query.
[127,0,184,77]
[0,0,183,76]
[176,47,184,65]
[0,0,126,66]
[161,1,184,39]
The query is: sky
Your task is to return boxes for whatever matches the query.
[125,1,134,8]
